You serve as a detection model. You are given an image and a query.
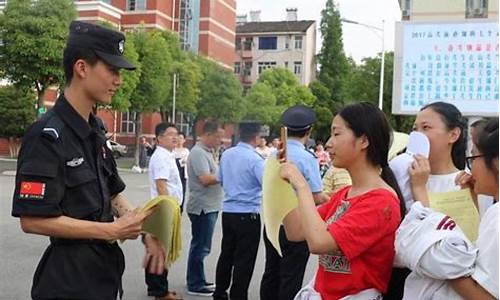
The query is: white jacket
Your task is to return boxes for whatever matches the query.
[395,202,478,300]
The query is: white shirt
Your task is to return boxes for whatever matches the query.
[472,202,499,298]
[148,146,183,205]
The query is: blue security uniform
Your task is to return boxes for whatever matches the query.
[260,105,323,300]
[213,130,265,300]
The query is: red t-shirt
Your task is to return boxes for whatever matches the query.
[314,186,401,299]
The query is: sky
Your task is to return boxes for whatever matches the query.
[237,0,402,63]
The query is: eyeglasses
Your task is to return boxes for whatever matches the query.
[465,154,485,170]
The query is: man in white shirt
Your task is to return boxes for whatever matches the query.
[145,122,184,300]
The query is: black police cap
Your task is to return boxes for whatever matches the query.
[67,21,135,70]
[281,105,316,130]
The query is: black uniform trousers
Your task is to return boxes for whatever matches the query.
[213,212,261,300]
[260,226,310,300]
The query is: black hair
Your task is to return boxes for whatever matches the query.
[178,132,186,138]
[202,121,220,135]
[155,122,177,138]
[476,118,499,171]
[420,102,467,169]
[338,102,406,219]
[63,46,99,84]
[288,128,311,138]
[239,121,261,142]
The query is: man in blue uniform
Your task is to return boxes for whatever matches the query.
[213,121,265,300]
[260,105,329,300]
[11,21,165,300]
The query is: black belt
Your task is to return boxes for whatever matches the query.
[223,212,260,220]
[50,237,111,245]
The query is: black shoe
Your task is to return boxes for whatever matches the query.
[187,287,214,297]
[204,281,215,289]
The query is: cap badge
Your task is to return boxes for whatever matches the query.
[118,40,125,54]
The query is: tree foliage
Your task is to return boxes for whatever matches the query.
[0,85,36,138]
[342,52,414,132]
[111,32,141,111]
[130,29,172,113]
[316,0,349,106]
[0,0,77,110]
[196,58,244,122]
[244,68,316,136]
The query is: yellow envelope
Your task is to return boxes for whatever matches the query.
[140,196,182,267]
[429,189,480,241]
[262,158,299,256]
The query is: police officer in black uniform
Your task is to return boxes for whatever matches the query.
[12,21,165,300]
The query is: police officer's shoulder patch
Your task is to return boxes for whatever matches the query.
[41,112,65,142]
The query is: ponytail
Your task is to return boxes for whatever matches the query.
[381,165,406,222]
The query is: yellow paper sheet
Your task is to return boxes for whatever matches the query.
[429,189,480,241]
[262,158,299,256]
[140,196,182,267]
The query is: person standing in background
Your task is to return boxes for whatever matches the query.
[213,122,265,300]
[185,122,224,297]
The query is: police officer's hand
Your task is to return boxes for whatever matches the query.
[143,234,166,275]
[111,208,153,240]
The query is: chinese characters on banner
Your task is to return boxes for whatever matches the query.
[401,22,499,115]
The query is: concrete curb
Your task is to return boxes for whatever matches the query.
[2,171,16,176]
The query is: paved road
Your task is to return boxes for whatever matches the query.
[0,165,316,300]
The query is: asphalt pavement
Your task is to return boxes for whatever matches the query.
[0,159,316,300]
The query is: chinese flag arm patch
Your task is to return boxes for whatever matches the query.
[19,182,46,200]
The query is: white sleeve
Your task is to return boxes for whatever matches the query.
[471,207,499,299]
[151,157,170,181]
[416,236,476,279]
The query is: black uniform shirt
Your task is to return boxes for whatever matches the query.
[12,95,127,299]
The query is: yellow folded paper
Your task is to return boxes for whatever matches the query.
[140,196,182,267]
[429,188,480,241]
[262,158,299,256]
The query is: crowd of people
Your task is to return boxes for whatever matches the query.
[10,21,498,300]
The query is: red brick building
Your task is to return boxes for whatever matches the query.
[0,0,237,155]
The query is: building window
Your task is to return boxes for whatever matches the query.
[466,0,488,18]
[243,37,253,50]
[294,61,302,75]
[258,61,277,74]
[235,37,241,50]
[294,36,303,49]
[402,0,411,20]
[243,61,252,76]
[234,62,241,74]
[258,37,277,50]
[121,112,137,134]
[127,0,146,11]
[284,61,289,68]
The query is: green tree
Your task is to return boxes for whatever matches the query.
[196,58,244,123]
[129,29,173,166]
[316,0,349,106]
[159,32,201,121]
[0,86,36,157]
[244,82,278,124]
[110,32,141,111]
[0,0,77,114]
[343,52,414,132]
[245,68,316,136]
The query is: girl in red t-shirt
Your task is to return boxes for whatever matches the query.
[279,102,405,299]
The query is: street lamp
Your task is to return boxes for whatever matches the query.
[341,18,385,110]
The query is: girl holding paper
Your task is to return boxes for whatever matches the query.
[406,101,467,208]
[279,102,405,299]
